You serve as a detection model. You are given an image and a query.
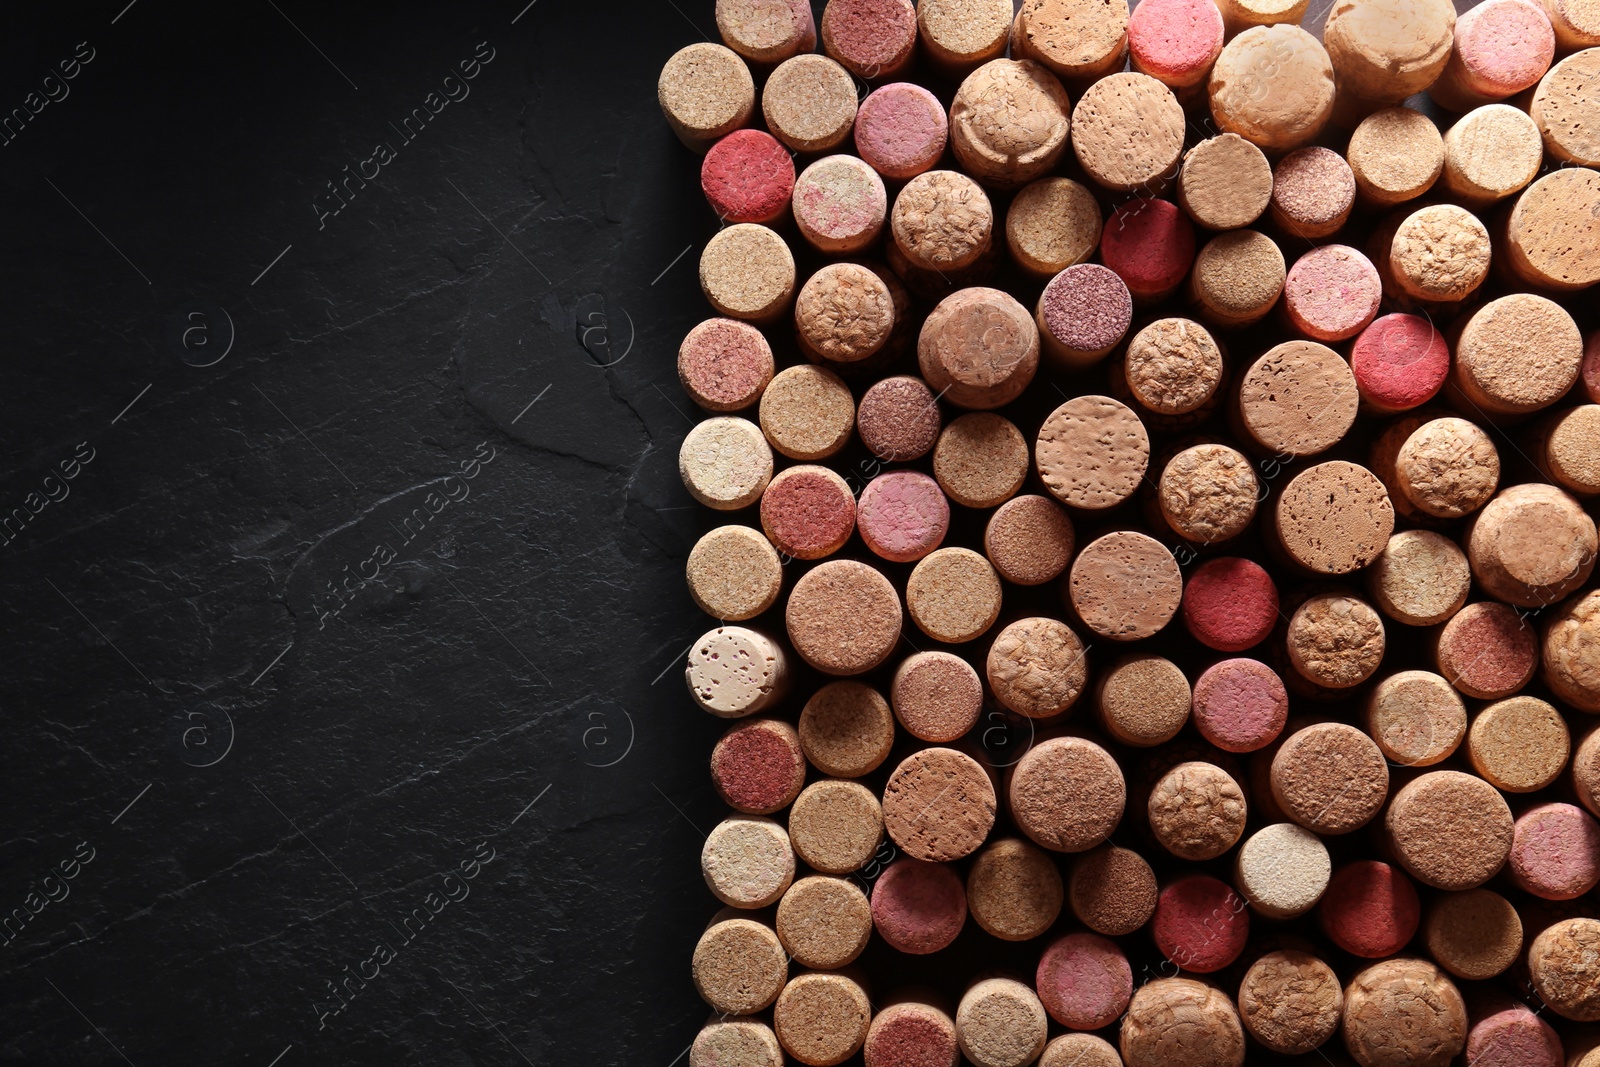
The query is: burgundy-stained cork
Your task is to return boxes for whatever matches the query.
[906,547,1003,645]
[800,681,895,779]
[1036,932,1132,1029]
[688,524,783,622]
[1234,822,1330,919]
[1101,198,1197,305]
[863,1001,960,1067]
[793,263,895,367]
[1193,658,1287,753]
[1469,696,1569,792]
[1189,229,1285,328]
[1036,396,1150,510]
[682,416,774,511]
[882,747,996,862]
[778,875,874,969]
[1036,265,1134,366]
[1351,314,1450,414]
[1348,107,1444,207]
[762,53,858,154]
[892,652,983,743]
[857,471,950,564]
[1129,0,1226,89]
[1271,147,1355,239]
[1238,951,1342,1055]
[1284,245,1381,343]
[967,837,1064,942]
[703,129,796,225]
[792,155,888,256]
[1153,875,1249,973]
[1072,72,1185,195]
[1532,50,1600,168]
[1546,590,1600,713]
[1436,602,1538,700]
[713,718,806,814]
[1319,860,1421,958]
[1123,317,1223,418]
[1388,205,1490,305]
[1068,531,1182,642]
[774,971,872,1067]
[1098,654,1191,747]
[1511,802,1600,900]
[985,495,1075,587]
[871,857,967,954]
[950,59,1074,190]
[987,617,1088,718]
[1159,444,1258,545]
[931,414,1028,510]
[1441,104,1543,207]
[1006,178,1102,279]
[1272,723,1389,834]
[787,559,902,676]
[857,376,940,463]
[703,815,797,908]
[1386,771,1514,890]
[957,977,1049,1067]
[1069,844,1158,936]
[1465,998,1562,1067]
[692,1017,784,1067]
[1276,463,1394,575]
[1121,978,1246,1067]
[917,288,1039,411]
[1183,559,1278,653]
[1536,405,1600,496]
[1324,0,1456,110]
[1011,0,1132,83]
[821,0,917,81]
[891,170,995,274]
[760,465,857,560]
[1009,736,1125,853]
[694,917,789,1013]
[1368,531,1470,628]
[1530,919,1600,1021]
[701,223,797,324]
[1424,888,1521,980]
[1466,483,1597,608]
[1505,167,1600,292]
[919,0,1013,74]
[1208,25,1335,151]
[854,83,947,182]
[660,43,757,151]
[680,318,776,413]
[1365,670,1466,767]
[716,0,816,64]
[1148,761,1248,861]
[1341,959,1466,1067]
[688,625,791,718]
[1431,0,1555,111]
[1179,134,1272,232]
[790,778,885,874]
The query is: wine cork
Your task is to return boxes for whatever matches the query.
[1284,245,1381,343]
[1386,770,1514,890]
[1148,761,1248,861]
[790,779,884,874]
[1121,978,1246,1067]
[1129,0,1226,89]
[1097,653,1191,747]
[1341,959,1467,1067]
[1536,405,1600,496]
[1466,998,1563,1067]
[1208,25,1336,151]
[1576,723,1600,817]
[864,1002,960,1067]
[1238,951,1342,1055]
[931,414,1028,510]
[956,977,1049,1067]
[1505,168,1600,292]
[1069,844,1157,936]
[1184,558,1279,653]
[713,718,806,815]
[870,857,968,953]
[857,471,950,564]
[1036,265,1135,366]
[1546,590,1600,713]
[1424,888,1522,980]
[774,971,872,1067]
[1101,198,1198,305]
[882,747,996,862]
[760,369,855,463]
[793,263,894,367]
[853,83,947,182]
[1276,463,1394,575]
[1071,73,1185,194]
[950,59,1074,190]
[1469,695,1570,791]
[693,917,789,1013]
[1395,417,1500,519]
[919,0,1013,75]
[985,495,1076,588]
[792,155,888,256]
[1531,49,1600,168]
[1365,670,1467,766]
[800,682,895,779]
[1287,594,1386,690]
[1271,146,1356,239]
[777,876,873,969]
[891,651,983,743]
[986,618,1089,718]
[681,417,774,511]
[1069,531,1183,642]
[1011,0,1131,83]
[891,170,995,275]
[1530,919,1600,1021]
[1467,483,1597,607]
[1350,313,1451,414]
[1189,229,1285,328]
[762,54,857,154]
[857,376,940,464]
[1158,444,1259,545]
[1036,932,1132,1029]
[906,547,1003,645]
[760,465,856,560]
[704,816,797,908]
[1437,602,1539,700]
[1512,803,1600,900]
[1152,875,1249,973]
[1179,135,1273,231]
[1323,0,1456,111]
[1272,723,1389,834]
[967,837,1064,941]
[1124,318,1224,419]
[917,288,1039,411]
[1008,736,1125,852]
[692,1017,784,1067]
[716,0,815,64]
[1459,298,1584,417]
[701,224,796,324]
[1388,204,1491,304]
[1544,0,1600,49]
[1319,860,1421,958]
[688,525,783,621]
[688,625,791,718]
[1193,658,1288,753]
[703,129,796,225]
[1441,104,1543,206]
[1036,395,1149,510]
[1431,0,1556,111]
[1216,0,1307,36]
[1005,178,1101,279]
[786,559,902,676]
[659,43,756,151]
[679,318,775,413]
[1235,823,1331,920]
[820,0,916,81]
[1041,1034,1120,1067]
[1347,107,1444,206]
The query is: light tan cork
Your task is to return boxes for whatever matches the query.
[1441,104,1543,206]
[891,170,995,274]
[1121,321,1224,429]
[659,43,755,151]
[1423,888,1521,980]
[703,815,797,908]
[1159,443,1259,544]
[799,681,895,779]
[1121,979,1246,1067]
[1535,405,1600,496]
[1395,417,1500,519]
[1530,919,1600,1021]
[1271,147,1356,238]
[786,559,902,675]
[1239,950,1342,1054]
[1542,0,1600,50]
[882,747,997,861]
[687,625,791,718]
[966,837,1064,941]
[774,971,873,1067]
[693,916,789,1013]
[793,263,895,366]
[932,413,1029,509]
[715,0,815,64]
[1504,168,1600,292]
[1347,107,1444,206]
[1072,72,1186,194]
[1189,229,1285,328]
[1453,295,1583,415]
[1545,590,1600,713]
[920,0,1014,74]
[692,1016,784,1067]
[1367,530,1471,627]
[687,525,783,621]
[793,155,887,256]
[951,59,1074,189]
[1234,824,1331,920]
[1467,483,1597,607]
[776,876,872,970]
[1216,0,1308,36]
[1179,134,1273,230]
[1041,1034,1121,1067]
[1285,593,1387,688]
[1323,0,1456,110]
[761,53,857,153]
[1365,670,1466,766]
[1097,653,1191,747]
[987,618,1088,718]
[680,416,773,510]
[700,224,796,324]
[1036,395,1150,510]
[1208,25,1335,151]
[1012,0,1131,83]
[1068,531,1182,641]
[1388,205,1490,305]
[789,779,884,874]
[1341,959,1466,1067]
[907,547,1003,644]
[917,288,1039,410]
[1006,177,1102,279]
[1469,696,1570,793]
[1531,49,1600,168]
[1236,340,1358,456]
[893,651,983,743]
[760,365,856,460]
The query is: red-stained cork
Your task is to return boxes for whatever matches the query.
[1037,264,1135,367]
[702,130,796,225]
[1129,0,1225,89]
[1350,313,1449,414]
[870,857,967,954]
[1192,658,1288,753]
[1036,933,1133,1030]
[1152,875,1249,973]
[712,718,807,814]
[1182,558,1279,653]
[1318,860,1421,958]
[1101,198,1197,305]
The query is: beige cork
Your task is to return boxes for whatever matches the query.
[1011,0,1131,83]
[1576,722,1600,815]
[701,224,796,324]
[1441,104,1543,206]
[986,617,1088,718]
[1542,0,1600,50]
[1009,736,1125,853]
[917,288,1039,411]
[761,54,857,153]
[786,560,902,676]
[1072,73,1185,194]
[892,652,984,743]
[932,413,1029,509]
[1179,134,1273,231]
[1236,341,1359,457]
[1189,229,1286,328]
[776,876,873,970]
[1097,654,1191,747]
[1148,761,1248,861]
[1424,888,1522,980]
[704,816,797,908]
[1536,405,1600,496]
[693,917,789,1013]
[1070,845,1157,935]
[906,547,1003,645]
[1530,919,1600,1021]
[1272,723,1389,834]
[966,837,1065,941]
[882,747,996,862]
[1238,951,1341,1054]
[1235,824,1331,921]
[891,170,995,274]
[1466,483,1597,607]
[790,779,884,874]
[1209,25,1336,151]
[688,525,783,622]
[800,681,895,779]
[1286,593,1387,689]
[715,0,815,64]
[759,366,855,461]
[1121,978,1246,1067]
[775,971,872,1067]
[1347,107,1444,206]
[1454,297,1584,416]
[1006,178,1101,279]
[1395,417,1500,519]
[1324,0,1456,110]
[920,0,1014,74]
[1546,590,1600,713]
[1367,530,1472,627]
[951,59,1074,190]
[659,43,755,151]
[1271,147,1356,239]
[1069,531,1183,641]
[1468,696,1570,792]
[1216,0,1308,36]
[958,977,1049,1067]
[1365,670,1467,766]
[793,263,894,367]
[1275,462,1394,574]
[1505,168,1600,292]
[1386,771,1513,889]
[1388,205,1490,305]
[1036,395,1150,510]
[1531,49,1600,168]
[1341,959,1466,1067]
[692,1017,784,1067]
[792,155,887,256]
[1041,1034,1120,1067]
[1159,443,1259,545]
[985,495,1076,587]
[687,625,791,717]
[1122,320,1224,426]
[680,417,773,511]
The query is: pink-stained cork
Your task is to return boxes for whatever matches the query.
[761,465,857,561]
[1465,1000,1562,1067]
[679,318,776,413]
[854,83,948,181]
[857,471,950,564]
[1036,933,1134,1030]
[792,155,888,256]
[1037,264,1135,367]
[1152,875,1249,973]
[1182,558,1279,653]
[1129,0,1226,89]
[702,129,797,225]
[1510,802,1600,900]
[1433,0,1556,111]
[1283,244,1381,343]
[1318,860,1420,958]
[870,857,967,954]
[1192,658,1288,753]
[1100,198,1197,305]
[863,1002,961,1067]
[1350,313,1450,414]
[822,0,917,81]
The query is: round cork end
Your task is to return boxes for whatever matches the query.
[1325,0,1456,104]
[680,416,773,510]
[1184,559,1279,653]
[1008,740,1128,861]
[1098,653,1191,746]
[1271,722,1389,834]
[892,652,984,743]
[957,978,1049,1067]
[703,816,797,908]
[787,560,902,676]
[950,59,1073,190]
[1467,483,1597,608]
[1179,134,1272,231]
[1545,590,1600,712]
[1271,146,1356,239]
[1069,845,1157,936]
[1284,245,1382,343]
[870,856,967,953]
[1369,531,1470,628]
[1577,724,1600,819]
[1158,443,1258,544]
[775,972,872,1067]
[1348,107,1444,206]
[1101,198,1198,305]
[1386,771,1514,890]
[680,318,776,413]
[906,547,1003,645]
[792,155,888,256]
[1530,919,1600,1021]
[1287,594,1387,690]
[1458,296,1584,417]
[716,0,814,63]
[1441,104,1543,206]
[985,495,1075,587]
[1036,395,1149,510]
[693,917,789,1014]
[701,223,796,324]
[1424,888,1521,980]
[854,82,947,182]
[1036,265,1134,365]
[967,837,1064,941]
[688,525,783,621]
[1437,602,1539,700]
[1012,0,1132,82]
[1192,658,1288,752]
[761,53,857,153]
[687,625,790,718]
[891,170,995,273]
[1341,959,1466,1067]
[882,747,996,862]
[794,263,895,367]
[1276,463,1394,575]
[1072,72,1184,194]
[1238,951,1341,1055]
[1129,0,1226,87]
[1350,313,1450,414]
[1469,696,1570,792]
[918,0,1013,71]
[1152,875,1249,973]
[1208,25,1335,151]
[1396,417,1499,519]
[1433,0,1554,108]
[1531,49,1600,168]
[1124,318,1223,417]
[1189,229,1285,328]
[760,465,857,561]
[760,368,855,462]
[1511,803,1600,900]
[1041,1034,1120,1067]
[691,1017,784,1067]
[1215,0,1308,34]
[932,413,1028,509]
[790,779,885,874]
[917,287,1039,410]
[713,718,806,814]
[1466,1000,1563,1067]
[820,0,916,80]
[1541,405,1600,496]
[1506,167,1600,292]
[1235,823,1331,920]
[986,617,1089,718]
[1148,761,1248,861]
[1121,978,1246,1067]
[1036,932,1132,1029]
[858,376,940,463]
[800,681,895,779]
[659,43,756,151]
[1388,204,1490,304]
[1068,531,1182,641]
[1319,860,1421,958]
[1365,670,1466,767]
[857,471,950,564]
[863,1001,960,1067]
[777,876,873,969]
[1546,0,1600,49]
[703,129,796,226]
[1006,178,1102,279]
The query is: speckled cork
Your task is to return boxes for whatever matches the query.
[680,318,776,413]
[1287,594,1386,689]
[854,82,947,182]
[1208,25,1335,151]
[857,471,950,564]
[762,53,858,153]
[1530,919,1600,1021]
[1431,0,1555,110]
[774,971,873,1067]
[1009,736,1125,852]
[687,625,791,717]
[1129,0,1226,89]
[1041,1034,1120,1067]
[688,525,783,621]
[1351,314,1450,415]
[703,815,797,908]
[1184,560,1279,653]
[1072,73,1185,194]
[1347,107,1444,206]
[760,368,855,462]
[789,778,884,874]
[1149,761,1248,861]
[1011,0,1132,83]
[1469,696,1569,791]
[863,1001,961,1067]
[680,415,774,510]
[1324,0,1456,110]
[950,59,1074,189]
[703,129,796,226]
[1505,168,1600,292]
[1036,932,1132,1029]
[871,857,968,953]
[1531,50,1600,168]
[760,465,856,561]
[967,837,1064,941]
[1189,229,1285,328]
[1098,654,1191,746]
[1511,802,1600,900]
[1271,147,1356,239]
[1365,670,1466,766]
[786,559,902,676]
[1546,590,1600,713]
[800,681,895,779]
[1069,845,1157,936]
[957,977,1049,1067]
[1320,860,1421,958]
[777,876,873,969]
[917,288,1039,410]
[1124,318,1224,419]
[693,917,789,1013]
[1275,463,1394,575]
[1121,978,1246,1067]
[1284,245,1381,343]
[700,224,797,325]
[1386,771,1514,890]
[1544,0,1600,49]
[1388,205,1491,304]
[930,414,1027,511]
[1456,297,1584,416]
[1341,959,1466,1067]
[1036,264,1134,366]
[1467,483,1597,608]
[1424,888,1521,979]
[892,651,983,743]
[1216,0,1308,35]
[883,747,996,862]
[1193,658,1288,752]
[716,0,816,63]
[985,495,1076,588]
[919,0,1013,73]
[659,43,756,151]
[793,263,895,367]
[1069,531,1183,641]
[1239,951,1341,1055]
[1436,602,1539,699]
[1395,417,1499,519]
[1006,178,1102,279]
[1179,134,1272,231]
[792,155,888,256]
[1159,444,1258,544]
[691,1017,784,1067]
[857,376,940,463]
[1441,104,1543,206]
[906,547,1003,645]
[987,617,1088,718]
[891,170,995,274]
[1036,395,1149,510]
[1235,823,1330,920]
[1467,998,1563,1067]
[1536,405,1600,496]
[1272,723,1389,834]
[713,718,806,814]
[821,0,917,81]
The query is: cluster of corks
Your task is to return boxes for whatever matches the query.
[659,0,1600,1064]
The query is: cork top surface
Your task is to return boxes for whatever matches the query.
[1038,264,1133,353]
[892,170,994,271]
[1159,444,1258,544]
[762,53,858,152]
[1387,771,1513,890]
[1238,950,1342,1054]
[1544,589,1600,712]
[1533,49,1600,167]
[688,624,786,716]
[1099,653,1192,746]
[957,977,1049,1067]
[1284,244,1381,343]
[1035,394,1149,509]
[1468,483,1597,606]
[1276,461,1393,573]
[1006,177,1102,276]
[687,524,783,621]
[693,917,789,1014]
[855,82,948,181]
[906,546,1003,643]
[660,43,756,134]
[985,493,1076,586]
[1324,0,1457,99]
[1445,104,1542,202]
[986,616,1088,717]
[1365,669,1466,766]
[917,287,1039,408]
[857,375,940,462]
[774,972,872,1065]
[1437,600,1538,699]
[919,0,1014,59]
[680,317,775,412]
[1469,696,1570,792]
[1148,760,1248,861]
[1273,146,1356,231]
[1208,25,1335,150]
[950,59,1073,184]
[760,465,857,560]
[1125,318,1223,416]
[1071,72,1185,191]
[932,412,1030,508]
[794,263,894,364]
[1235,824,1331,921]
[691,1018,784,1067]
[701,223,797,319]
[1120,978,1246,1067]
[776,875,872,970]
[799,681,895,778]
[1014,0,1132,76]
[966,836,1064,941]
[1009,736,1126,852]
[1192,229,1286,322]
[1271,722,1389,834]
[820,0,916,77]
[1348,107,1444,203]
[891,650,984,743]
[1530,918,1600,1021]
[1179,134,1272,231]
[789,778,884,874]
[1508,168,1600,290]
[1070,844,1158,936]
[703,815,797,908]
[786,559,902,675]
[793,155,888,248]
[1396,417,1499,519]
[760,366,856,460]
[1389,204,1490,303]
[1067,530,1183,641]
[1341,958,1466,1067]
[1287,592,1386,688]
[1424,888,1522,980]
[882,747,997,861]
